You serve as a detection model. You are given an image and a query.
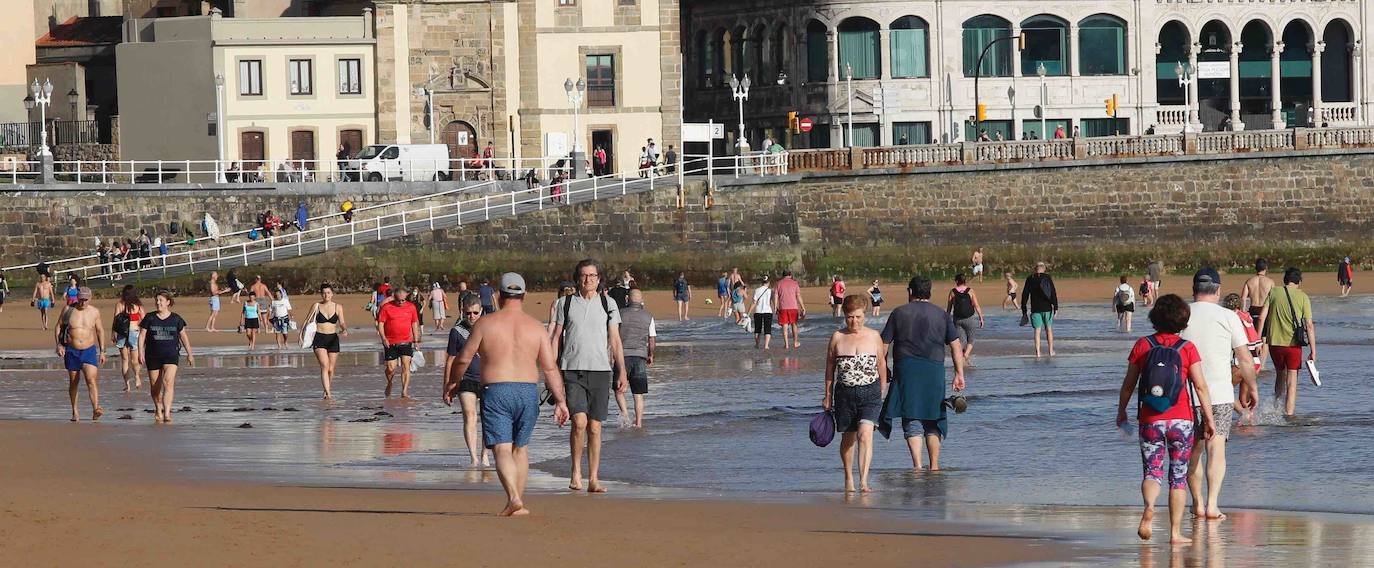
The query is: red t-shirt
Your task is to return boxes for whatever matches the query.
[1127,333,1200,422]
[377,283,392,297]
[376,301,418,344]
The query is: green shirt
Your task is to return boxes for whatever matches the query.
[1264,285,1312,347]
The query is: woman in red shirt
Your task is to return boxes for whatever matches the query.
[1115,294,1216,545]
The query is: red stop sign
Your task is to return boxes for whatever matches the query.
[798,118,813,133]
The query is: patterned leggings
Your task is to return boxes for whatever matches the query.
[1139,419,1196,490]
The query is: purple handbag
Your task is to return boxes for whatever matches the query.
[809,410,836,447]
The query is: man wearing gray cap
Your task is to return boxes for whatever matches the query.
[550,258,627,493]
[445,272,569,516]
[1181,267,1257,521]
[55,286,106,422]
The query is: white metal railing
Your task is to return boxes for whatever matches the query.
[49,156,738,281]
[9,156,598,185]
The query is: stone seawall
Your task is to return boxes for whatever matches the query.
[3,148,1373,289]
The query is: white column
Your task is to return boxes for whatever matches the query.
[879,28,891,80]
[1312,40,1325,126]
[1353,42,1365,125]
[1069,25,1081,77]
[827,29,838,81]
[1011,26,1022,77]
[1271,41,1285,129]
[1229,42,1243,130]
[1187,43,1201,130]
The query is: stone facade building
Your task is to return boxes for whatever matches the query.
[373,0,681,174]
[682,0,1367,149]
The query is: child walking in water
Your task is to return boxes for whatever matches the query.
[1002,273,1019,310]
[1115,294,1216,545]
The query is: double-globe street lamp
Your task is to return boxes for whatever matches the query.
[564,77,585,178]
[22,79,60,156]
[729,73,750,152]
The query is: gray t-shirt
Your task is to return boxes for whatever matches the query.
[555,293,622,371]
[880,301,958,362]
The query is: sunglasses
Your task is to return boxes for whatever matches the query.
[464,311,483,316]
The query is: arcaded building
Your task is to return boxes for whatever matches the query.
[681,0,1365,149]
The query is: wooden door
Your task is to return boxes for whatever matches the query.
[240,131,265,169]
[290,130,316,173]
[339,129,363,157]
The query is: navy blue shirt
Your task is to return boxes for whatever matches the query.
[478,284,495,308]
[880,301,958,362]
[445,322,482,382]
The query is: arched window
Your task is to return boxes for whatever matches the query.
[806,20,829,82]
[772,26,787,82]
[890,16,929,78]
[751,24,767,78]
[711,29,725,81]
[838,17,880,79]
[694,30,709,85]
[963,15,1011,77]
[1079,15,1126,75]
[730,26,746,76]
[1323,20,1354,102]
[1021,15,1069,76]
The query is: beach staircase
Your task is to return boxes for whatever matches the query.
[50,165,708,283]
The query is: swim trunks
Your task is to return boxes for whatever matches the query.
[1269,345,1303,371]
[1029,311,1054,329]
[564,369,612,422]
[271,316,290,334]
[481,382,539,448]
[63,344,99,372]
[384,342,414,361]
[972,264,984,275]
[36,298,52,310]
[1201,403,1234,439]
[146,352,179,371]
[777,308,799,325]
[954,316,977,346]
[457,379,482,397]
[209,296,220,311]
[623,356,650,395]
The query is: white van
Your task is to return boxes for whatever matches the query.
[350,144,451,181]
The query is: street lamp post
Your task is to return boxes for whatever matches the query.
[27,79,54,156]
[1036,62,1047,138]
[1175,61,1197,132]
[729,73,751,152]
[564,77,585,178]
[215,73,226,182]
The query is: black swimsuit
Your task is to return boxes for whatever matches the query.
[312,306,342,353]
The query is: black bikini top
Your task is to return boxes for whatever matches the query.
[315,306,339,324]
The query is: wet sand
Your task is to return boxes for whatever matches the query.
[0,420,1073,567]
[0,272,1350,351]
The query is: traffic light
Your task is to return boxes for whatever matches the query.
[1105,94,1118,118]
[788,111,798,134]
[976,104,988,122]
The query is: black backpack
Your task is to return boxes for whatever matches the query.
[170,221,180,235]
[113,311,131,337]
[558,293,614,361]
[951,288,975,320]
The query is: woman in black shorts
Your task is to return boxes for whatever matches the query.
[138,291,194,424]
[302,283,348,399]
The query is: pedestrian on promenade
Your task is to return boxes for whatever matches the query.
[240,291,261,350]
[776,270,805,349]
[608,271,632,309]
[1338,256,1354,297]
[551,259,627,493]
[445,295,491,467]
[1021,262,1059,358]
[0,271,7,313]
[478,279,496,314]
[1182,268,1258,522]
[65,275,80,307]
[824,294,888,492]
[946,274,984,364]
[1115,293,1216,545]
[250,276,271,317]
[673,272,691,321]
[878,276,966,471]
[1114,275,1136,333]
[749,276,773,349]
[113,285,144,391]
[1257,267,1317,416]
[139,291,193,424]
[376,286,421,398]
[665,145,677,174]
[444,273,570,516]
[829,276,846,317]
[302,283,347,399]
[269,288,292,349]
[615,288,656,429]
[56,286,105,422]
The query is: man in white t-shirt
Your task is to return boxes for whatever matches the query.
[1180,268,1258,521]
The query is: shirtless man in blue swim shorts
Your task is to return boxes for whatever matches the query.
[55,287,105,422]
[445,273,569,516]
[32,273,55,329]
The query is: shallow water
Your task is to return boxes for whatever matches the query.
[4,296,1374,566]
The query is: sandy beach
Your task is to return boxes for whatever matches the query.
[0,271,1351,351]
[0,420,1072,567]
